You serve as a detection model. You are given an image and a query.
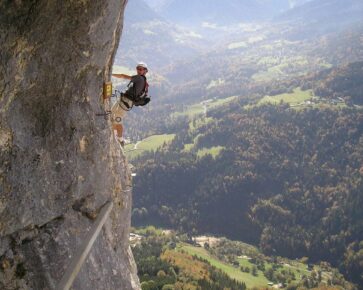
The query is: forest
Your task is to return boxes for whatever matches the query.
[131,103,363,287]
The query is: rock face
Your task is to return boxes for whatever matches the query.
[0,1,140,289]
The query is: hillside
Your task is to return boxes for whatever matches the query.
[161,24,363,104]
[122,60,363,141]
[129,99,363,288]
[115,1,363,289]
[115,0,363,110]
[115,0,207,69]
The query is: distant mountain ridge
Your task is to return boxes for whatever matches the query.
[277,0,363,25]
[144,0,312,25]
[115,0,207,69]
[274,0,363,40]
[125,0,161,23]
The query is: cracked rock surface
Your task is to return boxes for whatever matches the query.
[0,0,140,289]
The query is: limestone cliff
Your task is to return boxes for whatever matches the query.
[0,1,140,289]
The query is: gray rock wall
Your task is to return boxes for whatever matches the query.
[0,0,140,289]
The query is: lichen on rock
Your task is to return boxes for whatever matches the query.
[0,0,140,289]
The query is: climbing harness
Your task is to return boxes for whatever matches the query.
[96,76,150,119]
[96,89,129,119]
[117,91,134,112]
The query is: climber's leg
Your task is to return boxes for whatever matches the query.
[113,123,123,138]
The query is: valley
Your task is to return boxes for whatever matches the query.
[114,0,363,288]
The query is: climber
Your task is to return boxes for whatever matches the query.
[111,62,150,146]
[112,62,150,108]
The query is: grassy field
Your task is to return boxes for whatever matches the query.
[208,96,237,109]
[252,64,288,81]
[256,88,313,106]
[125,134,175,159]
[177,243,321,289]
[197,146,225,158]
[174,96,237,118]
[183,143,195,152]
[174,103,205,118]
[189,117,214,132]
[228,41,248,50]
[137,134,175,151]
[244,87,347,110]
[179,244,270,289]
[253,55,307,82]
[279,262,310,278]
[252,55,332,82]
[132,225,165,236]
[237,256,311,281]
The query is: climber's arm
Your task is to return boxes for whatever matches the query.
[112,73,132,80]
